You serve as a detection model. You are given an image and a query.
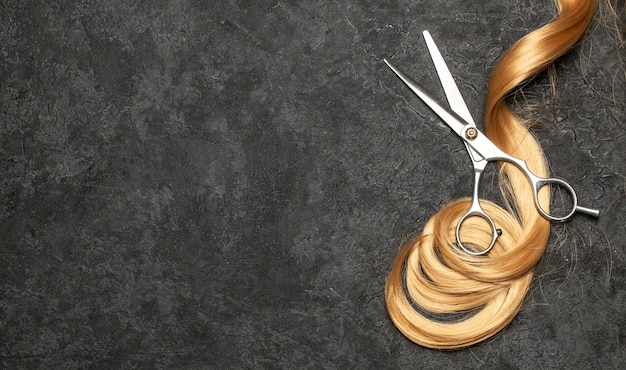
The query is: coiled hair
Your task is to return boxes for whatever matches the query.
[385,0,598,349]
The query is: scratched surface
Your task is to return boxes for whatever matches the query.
[1,0,625,368]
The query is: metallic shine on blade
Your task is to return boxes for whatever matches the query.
[383,59,468,138]
[422,30,475,126]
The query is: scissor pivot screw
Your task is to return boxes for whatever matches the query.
[465,127,478,140]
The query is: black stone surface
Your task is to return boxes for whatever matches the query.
[1,0,624,368]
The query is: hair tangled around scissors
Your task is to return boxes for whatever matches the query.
[385,0,597,349]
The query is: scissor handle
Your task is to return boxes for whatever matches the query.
[458,127,599,222]
[455,198,500,256]
[530,177,600,221]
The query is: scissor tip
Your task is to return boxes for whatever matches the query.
[383,58,398,73]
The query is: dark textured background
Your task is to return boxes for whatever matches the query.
[1,0,625,368]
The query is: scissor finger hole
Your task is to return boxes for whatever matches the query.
[537,181,576,221]
[456,214,498,255]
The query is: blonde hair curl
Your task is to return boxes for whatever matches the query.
[385,0,598,349]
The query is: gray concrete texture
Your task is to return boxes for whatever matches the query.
[1,0,625,368]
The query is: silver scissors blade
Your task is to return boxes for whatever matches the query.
[384,59,468,139]
[423,30,485,163]
[423,30,475,127]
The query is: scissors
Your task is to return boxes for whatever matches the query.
[384,30,599,255]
